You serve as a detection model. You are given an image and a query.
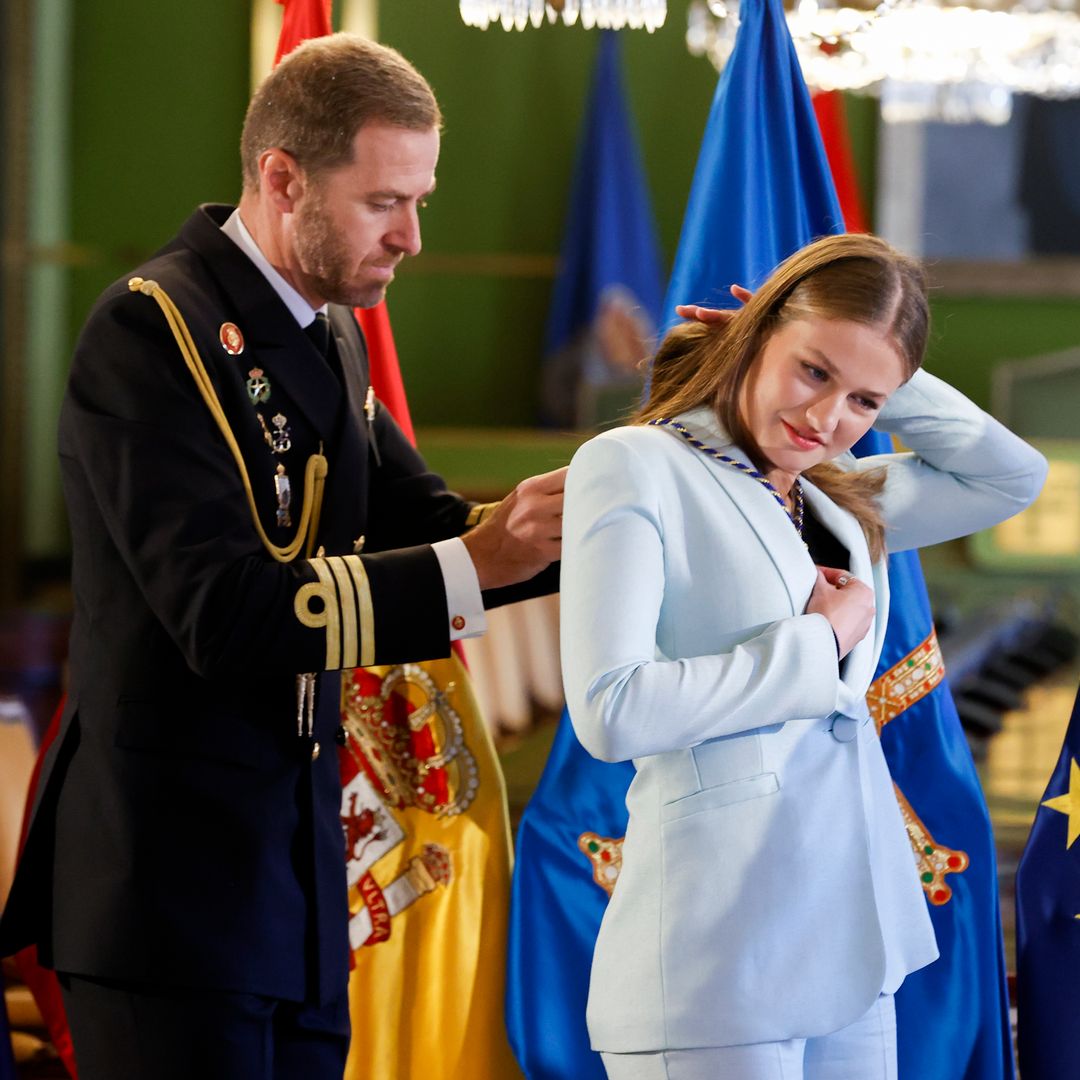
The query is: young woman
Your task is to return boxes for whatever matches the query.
[560,233,1046,1080]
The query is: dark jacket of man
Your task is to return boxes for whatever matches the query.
[1,204,544,1005]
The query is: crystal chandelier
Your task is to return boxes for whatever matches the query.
[686,0,1080,123]
[460,0,667,31]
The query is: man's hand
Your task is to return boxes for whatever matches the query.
[674,284,753,325]
[461,467,566,590]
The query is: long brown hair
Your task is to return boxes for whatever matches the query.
[637,233,929,561]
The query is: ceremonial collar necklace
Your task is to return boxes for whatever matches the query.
[648,417,805,541]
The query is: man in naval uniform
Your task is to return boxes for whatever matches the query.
[0,34,563,1080]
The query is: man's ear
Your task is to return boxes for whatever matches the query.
[258,148,305,213]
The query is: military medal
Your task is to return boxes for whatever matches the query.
[274,464,292,527]
[246,367,271,404]
[269,413,291,453]
[364,385,382,467]
[220,322,245,355]
[296,672,316,738]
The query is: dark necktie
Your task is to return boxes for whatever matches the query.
[305,312,342,387]
[305,311,331,357]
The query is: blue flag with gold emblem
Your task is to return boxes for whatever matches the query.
[852,428,1016,1080]
[1016,683,1080,1079]
[508,0,1014,1075]
[538,30,663,431]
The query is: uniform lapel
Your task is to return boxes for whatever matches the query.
[179,204,342,446]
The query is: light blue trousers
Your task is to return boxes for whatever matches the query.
[600,995,897,1080]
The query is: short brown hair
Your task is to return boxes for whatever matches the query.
[240,34,442,189]
[639,233,930,560]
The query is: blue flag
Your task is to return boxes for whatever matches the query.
[509,0,1014,1076]
[538,31,663,430]
[852,428,1016,1080]
[1016,684,1080,1079]
[506,714,635,1079]
[660,0,842,327]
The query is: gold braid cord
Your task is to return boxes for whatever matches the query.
[128,277,327,563]
[867,627,970,906]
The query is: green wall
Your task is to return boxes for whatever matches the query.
[67,1,250,349]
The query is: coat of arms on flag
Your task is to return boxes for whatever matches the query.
[339,654,521,1080]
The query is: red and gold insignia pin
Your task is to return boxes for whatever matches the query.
[219,322,245,355]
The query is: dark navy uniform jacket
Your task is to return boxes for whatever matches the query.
[0,204,554,1004]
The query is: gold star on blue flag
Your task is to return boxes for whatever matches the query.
[1017,685,1080,1077]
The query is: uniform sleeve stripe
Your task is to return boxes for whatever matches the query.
[465,501,500,529]
[343,555,376,667]
[294,558,341,670]
[326,556,359,670]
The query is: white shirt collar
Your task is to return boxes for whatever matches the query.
[220,209,328,329]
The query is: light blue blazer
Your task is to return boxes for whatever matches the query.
[561,369,1047,1053]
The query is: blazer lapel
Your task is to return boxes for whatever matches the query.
[670,408,889,713]
[670,409,816,617]
[801,480,884,708]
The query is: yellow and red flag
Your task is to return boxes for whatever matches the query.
[272,4,522,1076]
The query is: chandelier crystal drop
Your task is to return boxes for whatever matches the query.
[686,0,1080,124]
[460,0,667,31]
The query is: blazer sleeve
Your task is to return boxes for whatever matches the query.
[848,368,1048,552]
[561,433,839,764]
[60,285,454,679]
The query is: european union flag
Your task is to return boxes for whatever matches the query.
[538,31,663,430]
[1016,684,1080,1080]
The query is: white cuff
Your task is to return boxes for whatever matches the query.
[432,538,487,640]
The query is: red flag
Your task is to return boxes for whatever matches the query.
[812,91,869,233]
[272,7,519,1079]
[355,303,416,445]
[273,0,332,64]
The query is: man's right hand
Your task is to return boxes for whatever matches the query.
[461,467,566,591]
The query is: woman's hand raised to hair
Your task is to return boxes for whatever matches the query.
[674,284,753,324]
[805,566,875,659]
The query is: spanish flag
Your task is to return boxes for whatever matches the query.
[339,658,520,1079]
[271,5,524,1077]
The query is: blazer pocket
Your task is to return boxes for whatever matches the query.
[660,771,780,823]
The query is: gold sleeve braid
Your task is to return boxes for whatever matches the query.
[294,555,375,670]
[464,501,500,529]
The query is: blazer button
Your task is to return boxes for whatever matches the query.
[311,741,321,761]
[829,713,859,743]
